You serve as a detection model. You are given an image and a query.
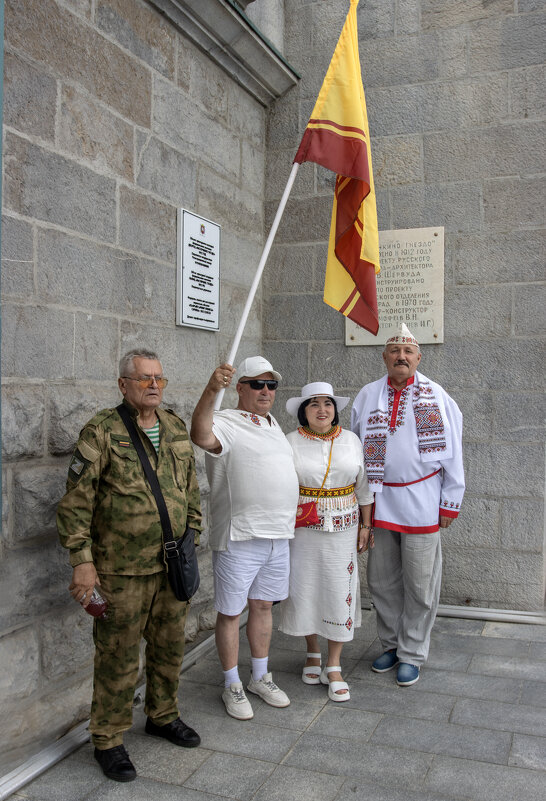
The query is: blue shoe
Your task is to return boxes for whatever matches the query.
[396,662,420,686]
[371,650,399,673]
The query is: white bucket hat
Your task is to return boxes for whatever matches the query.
[234,356,282,383]
[385,322,419,348]
[286,382,350,418]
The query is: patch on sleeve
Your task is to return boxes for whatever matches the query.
[71,456,85,475]
[68,449,92,483]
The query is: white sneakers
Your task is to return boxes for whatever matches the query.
[222,673,290,720]
[222,682,254,720]
[247,672,290,708]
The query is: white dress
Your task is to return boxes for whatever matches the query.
[279,427,373,642]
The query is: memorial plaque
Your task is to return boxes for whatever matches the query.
[346,226,444,346]
[176,209,220,330]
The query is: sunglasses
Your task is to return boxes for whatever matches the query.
[239,379,279,390]
[122,375,168,389]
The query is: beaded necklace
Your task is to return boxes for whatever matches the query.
[298,424,342,441]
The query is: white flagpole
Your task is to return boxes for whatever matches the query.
[214,162,300,410]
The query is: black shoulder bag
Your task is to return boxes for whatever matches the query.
[116,404,200,602]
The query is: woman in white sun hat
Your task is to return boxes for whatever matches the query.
[279,382,373,702]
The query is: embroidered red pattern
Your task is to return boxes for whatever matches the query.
[363,430,387,486]
[332,510,359,531]
[441,498,461,509]
[322,551,356,630]
[414,402,447,452]
[387,384,411,433]
[240,412,262,426]
[297,424,342,441]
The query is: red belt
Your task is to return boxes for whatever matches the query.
[383,468,441,487]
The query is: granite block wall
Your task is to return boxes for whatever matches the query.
[1,0,544,777]
[1,0,267,772]
[263,0,545,611]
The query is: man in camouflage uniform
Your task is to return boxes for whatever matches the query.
[57,348,202,782]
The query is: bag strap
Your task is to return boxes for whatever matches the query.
[316,438,334,501]
[116,404,181,554]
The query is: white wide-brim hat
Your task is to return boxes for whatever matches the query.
[286,382,350,418]
[235,356,281,382]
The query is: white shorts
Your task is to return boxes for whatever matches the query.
[212,538,290,616]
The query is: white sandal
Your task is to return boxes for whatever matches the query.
[302,652,322,685]
[320,665,350,702]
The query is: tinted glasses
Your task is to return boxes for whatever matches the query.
[239,379,278,390]
[122,375,168,389]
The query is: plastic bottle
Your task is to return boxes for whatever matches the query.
[82,587,108,620]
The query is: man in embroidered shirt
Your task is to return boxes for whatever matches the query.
[351,323,465,686]
[57,348,202,782]
[191,356,299,720]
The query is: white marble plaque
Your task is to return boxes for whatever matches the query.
[346,226,444,346]
[176,209,221,330]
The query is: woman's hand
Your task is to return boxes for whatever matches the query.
[358,504,374,552]
[357,524,374,553]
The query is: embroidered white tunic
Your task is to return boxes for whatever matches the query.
[279,427,373,640]
[351,372,465,534]
[286,427,373,531]
[205,409,299,551]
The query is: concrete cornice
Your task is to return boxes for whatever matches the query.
[147,0,300,106]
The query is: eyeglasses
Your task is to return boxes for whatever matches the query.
[239,379,278,390]
[122,375,168,388]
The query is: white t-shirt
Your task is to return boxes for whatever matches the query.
[205,409,300,551]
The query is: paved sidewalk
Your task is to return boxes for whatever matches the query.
[11,609,546,801]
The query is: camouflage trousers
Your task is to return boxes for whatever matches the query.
[90,570,188,749]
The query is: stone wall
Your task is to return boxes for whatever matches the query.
[1,0,545,778]
[247,0,285,52]
[263,1,545,610]
[1,0,270,772]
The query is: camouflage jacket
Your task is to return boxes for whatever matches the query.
[57,401,202,575]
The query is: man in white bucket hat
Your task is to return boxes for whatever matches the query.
[352,323,465,686]
[191,357,299,720]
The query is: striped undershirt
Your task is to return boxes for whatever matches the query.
[142,420,160,453]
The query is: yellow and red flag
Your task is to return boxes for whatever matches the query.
[294,0,380,335]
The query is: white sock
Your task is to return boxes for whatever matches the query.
[251,656,268,682]
[223,666,240,688]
